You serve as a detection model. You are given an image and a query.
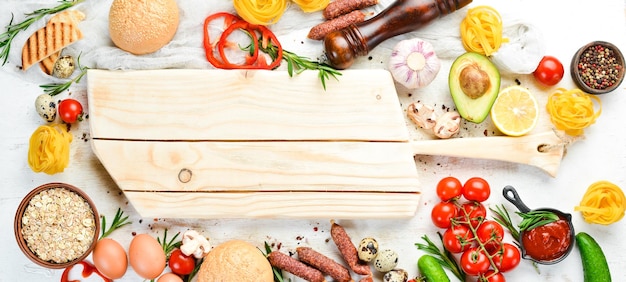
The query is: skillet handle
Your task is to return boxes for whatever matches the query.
[502,185,532,213]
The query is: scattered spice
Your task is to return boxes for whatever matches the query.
[577,43,623,90]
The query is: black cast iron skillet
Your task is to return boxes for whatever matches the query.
[502,185,575,264]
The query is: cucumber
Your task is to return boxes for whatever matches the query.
[576,232,611,282]
[418,255,450,282]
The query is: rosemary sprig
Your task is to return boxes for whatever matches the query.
[261,242,284,282]
[490,204,520,242]
[243,40,342,90]
[0,0,84,65]
[100,208,131,239]
[158,229,182,257]
[517,210,559,232]
[415,233,465,282]
[40,53,89,96]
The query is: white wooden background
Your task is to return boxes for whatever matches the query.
[1,0,626,281]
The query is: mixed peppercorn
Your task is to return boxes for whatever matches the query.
[577,44,623,90]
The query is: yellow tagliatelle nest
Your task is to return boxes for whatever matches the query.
[28,124,73,175]
[292,0,329,12]
[575,181,626,225]
[233,0,289,25]
[460,5,507,56]
[546,88,602,136]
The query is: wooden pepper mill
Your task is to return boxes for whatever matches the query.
[324,0,473,69]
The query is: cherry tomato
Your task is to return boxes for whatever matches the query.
[458,201,487,228]
[58,99,83,123]
[463,177,490,202]
[442,224,474,253]
[168,249,196,275]
[431,201,458,229]
[490,243,521,272]
[533,55,564,86]
[461,248,490,276]
[436,176,463,201]
[476,220,504,252]
[479,270,506,282]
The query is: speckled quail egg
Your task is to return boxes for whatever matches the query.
[374,249,399,273]
[357,237,379,262]
[52,55,75,79]
[383,268,408,282]
[35,93,56,122]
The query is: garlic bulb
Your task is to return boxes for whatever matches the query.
[388,38,441,89]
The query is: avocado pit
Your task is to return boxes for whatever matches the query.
[460,64,491,99]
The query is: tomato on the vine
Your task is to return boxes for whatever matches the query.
[436,176,463,201]
[168,249,195,275]
[442,224,474,253]
[476,220,504,252]
[458,201,487,228]
[479,270,506,282]
[463,177,490,202]
[533,55,564,86]
[461,248,490,276]
[58,99,84,124]
[431,201,458,229]
[490,243,521,273]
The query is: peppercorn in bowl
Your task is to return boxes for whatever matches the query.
[571,41,625,94]
[14,182,100,269]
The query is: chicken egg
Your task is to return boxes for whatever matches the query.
[157,272,184,282]
[129,233,167,279]
[92,238,128,279]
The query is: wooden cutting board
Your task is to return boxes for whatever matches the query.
[87,69,564,219]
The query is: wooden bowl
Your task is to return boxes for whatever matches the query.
[14,182,100,269]
[570,41,625,94]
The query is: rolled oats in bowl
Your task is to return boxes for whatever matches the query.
[15,183,100,268]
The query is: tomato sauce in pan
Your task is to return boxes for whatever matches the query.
[521,219,572,262]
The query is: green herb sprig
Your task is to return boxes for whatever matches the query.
[517,210,559,232]
[158,229,182,257]
[100,208,131,239]
[243,40,342,90]
[415,233,465,282]
[0,0,84,65]
[490,204,521,242]
[40,53,89,96]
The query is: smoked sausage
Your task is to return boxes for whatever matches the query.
[308,10,365,40]
[323,0,379,19]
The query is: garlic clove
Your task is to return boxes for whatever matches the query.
[388,38,441,89]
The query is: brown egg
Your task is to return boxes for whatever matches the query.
[129,234,166,279]
[92,238,128,279]
[157,272,184,282]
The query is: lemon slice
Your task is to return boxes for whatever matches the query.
[490,85,539,136]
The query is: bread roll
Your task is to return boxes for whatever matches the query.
[108,0,179,55]
[197,240,274,282]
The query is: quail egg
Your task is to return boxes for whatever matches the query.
[357,237,379,262]
[35,94,56,122]
[374,249,399,273]
[383,268,408,282]
[52,55,75,79]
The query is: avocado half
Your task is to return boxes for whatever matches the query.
[448,52,501,123]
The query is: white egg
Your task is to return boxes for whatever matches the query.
[35,94,56,122]
[374,249,398,273]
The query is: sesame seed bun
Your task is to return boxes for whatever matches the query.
[108,0,179,55]
[197,240,274,282]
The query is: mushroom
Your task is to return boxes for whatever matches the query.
[433,111,461,139]
[407,102,437,130]
[180,230,211,259]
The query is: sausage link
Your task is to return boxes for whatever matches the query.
[307,10,365,40]
[296,247,354,282]
[331,221,372,276]
[323,0,379,19]
[359,276,374,282]
[267,251,327,282]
